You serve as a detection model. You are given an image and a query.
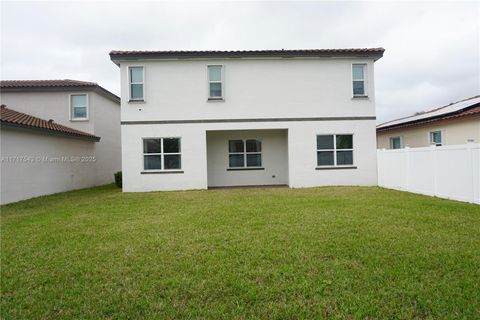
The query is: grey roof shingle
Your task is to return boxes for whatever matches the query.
[377,95,480,132]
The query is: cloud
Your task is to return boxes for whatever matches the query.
[1,1,478,122]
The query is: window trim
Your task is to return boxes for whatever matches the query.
[227,139,263,169]
[69,93,89,121]
[142,137,182,172]
[352,63,368,98]
[429,130,443,146]
[389,136,403,149]
[207,65,224,101]
[316,134,355,168]
[128,65,145,102]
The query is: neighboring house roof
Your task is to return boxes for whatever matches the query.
[377,95,480,132]
[110,48,385,64]
[0,105,100,141]
[0,79,120,104]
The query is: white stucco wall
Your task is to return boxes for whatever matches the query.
[121,120,377,192]
[0,90,121,186]
[0,91,95,133]
[206,129,288,187]
[121,124,208,192]
[91,93,122,184]
[119,58,376,121]
[1,128,98,204]
[287,120,378,187]
[119,56,379,191]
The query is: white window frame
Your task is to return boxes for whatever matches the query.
[316,134,354,167]
[69,93,89,121]
[207,65,224,100]
[142,137,181,172]
[228,139,262,169]
[352,63,368,97]
[389,136,403,149]
[128,65,145,102]
[429,130,443,146]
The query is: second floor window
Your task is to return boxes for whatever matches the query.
[228,139,262,168]
[352,64,366,97]
[208,65,223,99]
[129,66,144,101]
[70,94,88,120]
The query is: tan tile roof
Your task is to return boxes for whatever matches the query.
[0,80,120,104]
[0,79,97,88]
[0,105,100,141]
[458,104,480,117]
[110,48,385,62]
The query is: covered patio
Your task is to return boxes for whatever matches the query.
[206,129,289,188]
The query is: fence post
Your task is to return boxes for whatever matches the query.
[467,142,479,204]
[377,149,380,187]
[404,146,410,191]
[377,149,384,187]
[431,145,438,197]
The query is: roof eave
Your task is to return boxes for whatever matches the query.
[376,110,480,133]
[377,96,480,131]
[109,51,384,65]
[1,121,101,142]
[0,85,120,104]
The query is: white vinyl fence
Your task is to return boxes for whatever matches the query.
[377,144,480,204]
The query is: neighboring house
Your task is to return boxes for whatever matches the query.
[110,48,385,191]
[0,80,121,204]
[377,95,480,149]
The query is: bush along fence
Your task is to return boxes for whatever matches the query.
[377,143,480,204]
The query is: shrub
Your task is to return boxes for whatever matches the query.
[114,171,122,188]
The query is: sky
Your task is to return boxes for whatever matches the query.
[1,1,478,123]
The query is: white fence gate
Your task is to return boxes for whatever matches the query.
[377,144,480,204]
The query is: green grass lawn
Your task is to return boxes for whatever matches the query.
[1,185,479,319]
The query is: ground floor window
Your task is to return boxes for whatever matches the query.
[390,136,402,149]
[317,134,353,167]
[228,139,262,168]
[143,138,181,170]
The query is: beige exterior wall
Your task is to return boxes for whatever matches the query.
[377,117,480,149]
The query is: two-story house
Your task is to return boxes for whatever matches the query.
[0,80,121,203]
[110,48,384,191]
